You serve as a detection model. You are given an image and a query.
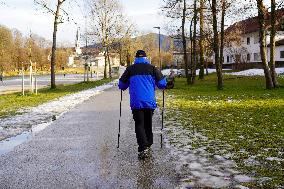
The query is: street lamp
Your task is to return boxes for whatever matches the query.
[153,26,161,69]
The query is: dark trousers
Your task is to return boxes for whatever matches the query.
[132,109,154,152]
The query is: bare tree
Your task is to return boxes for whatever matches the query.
[256,0,274,89]
[199,0,205,79]
[270,0,279,87]
[190,0,198,84]
[34,0,68,89]
[182,0,190,84]
[211,0,223,90]
[161,0,190,83]
[220,0,226,66]
[87,0,128,78]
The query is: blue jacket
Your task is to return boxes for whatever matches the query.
[118,57,167,110]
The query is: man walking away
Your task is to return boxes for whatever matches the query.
[118,50,167,160]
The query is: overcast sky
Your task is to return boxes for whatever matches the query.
[0,0,272,46]
[0,0,165,45]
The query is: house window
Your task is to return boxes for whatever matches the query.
[280,51,284,58]
[254,53,261,61]
[227,56,230,63]
[247,54,251,62]
[247,37,250,45]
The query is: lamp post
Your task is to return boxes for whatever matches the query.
[153,26,161,69]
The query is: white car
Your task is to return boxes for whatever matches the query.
[161,69,182,77]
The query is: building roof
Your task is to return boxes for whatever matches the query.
[226,8,284,35]
[267,38,284,47]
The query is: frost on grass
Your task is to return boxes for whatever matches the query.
[0,81,116,141]
[163,108,254,189]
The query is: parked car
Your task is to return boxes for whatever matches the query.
[178,69,193,77]
[161,69,182,77]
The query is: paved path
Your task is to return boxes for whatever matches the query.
[0,87,178,188]
[0,74,100,94]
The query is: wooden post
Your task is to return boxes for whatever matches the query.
[35,77,37,95]
[90,63,93,78]
[87,63,89,82]
[97,62,99,80]
[84,64,86,82]
[35,62,37,95]
[30,63,33,93]
[22,63,25,96]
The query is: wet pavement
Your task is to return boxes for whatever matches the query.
[0,87,179,188]
[0,74,100,94]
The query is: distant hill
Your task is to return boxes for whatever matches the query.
[133,33,172,51]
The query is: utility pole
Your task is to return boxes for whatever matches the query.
[29,31,33,93]
[85,16,89,82]
[154,26,161,69]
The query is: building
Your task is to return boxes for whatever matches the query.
[68,28,120,70]
[172,35,191,69]
[68,28,82,67]
[267,38,284,67]
[173,51,190,69]
[88,52,120,73]
[75,28,82,56]
[222,8,284,69]
[172,34,213,69]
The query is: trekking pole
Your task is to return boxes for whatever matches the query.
[161,89,165,148]
[162,89,165,130]
[117,90,123,148]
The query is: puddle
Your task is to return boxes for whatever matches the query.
[0,122,51,156]
[0,131,32,155]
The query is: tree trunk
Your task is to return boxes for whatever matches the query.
[190,19,193,77]
[126,49,131,67]
[104,49,107,78]
[107,47,112,78]
[182,0,189,84]
[212,0,223,90]
[50,0,63,89]
[119,43,122,66]
[191,0,197,84]
[220,0,226,68]
[270,0,279,88]
[199,0,205,80]
[257,0,273,89]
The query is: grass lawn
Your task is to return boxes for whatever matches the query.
[163,74,284,188]
[0,78,113,118]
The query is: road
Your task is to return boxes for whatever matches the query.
[0,87,178,188]
[0,74,100,94]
